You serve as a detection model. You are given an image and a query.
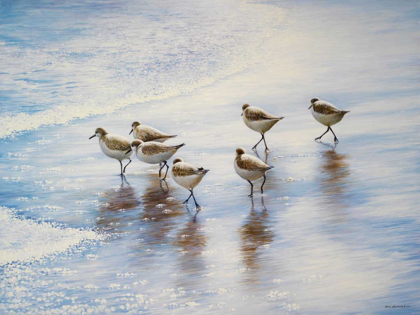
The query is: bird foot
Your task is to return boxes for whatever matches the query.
[334,138,339,143]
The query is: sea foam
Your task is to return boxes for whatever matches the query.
[0,206,102,266]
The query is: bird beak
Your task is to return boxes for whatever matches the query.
[125,148,132,154]
[308,105,313,110]
[241,113,243,116]
[89,135,95,139]
[129,129,133,135]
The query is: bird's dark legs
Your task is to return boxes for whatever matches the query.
[261,175,267,194]
[158,162,167,178]
[252,134,264,151]
[182,190,193,204]
[329,127,339,143]
[162,162,169,180]
[247,180,254,197]
[262,134,270,152]
[123,159,131,173]
[119,161,123,175]
[315,127,330,141]
[191,190,201,209]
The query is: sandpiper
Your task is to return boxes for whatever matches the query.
[171,158,209,209]
[309,98,350,143]
[89,127,133,175]
[241,104,284,152]
[127,140,185,180]
[234,147,273,197]
[129,121,177,143]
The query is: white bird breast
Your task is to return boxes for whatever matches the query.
[243,115,277,133]
[172,173,205,190]
[99,139,133,161]
[234,161,265,181]
[311,109,344,127]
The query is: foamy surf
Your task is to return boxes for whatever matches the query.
[0,0,284,139]
[0,206,103,266]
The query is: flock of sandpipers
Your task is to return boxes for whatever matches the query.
[90,98,349,210]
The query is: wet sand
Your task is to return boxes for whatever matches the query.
[1,0,419,314]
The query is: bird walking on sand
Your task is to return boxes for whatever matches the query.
[241,104,284,152]
[89,128,133,175]
[127,140,185,180]
[234,147,273,197]
[130,121,177,143]
[308,98,350,143]
[171,158,209,209]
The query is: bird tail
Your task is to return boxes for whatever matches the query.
[266,117,284,121]
[197,167,210,175]
[172,143,185,150]
[341,111,350,115]
[163,134,177,139]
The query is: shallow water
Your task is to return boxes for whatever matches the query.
[1,0,419,314]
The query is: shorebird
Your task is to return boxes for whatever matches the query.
[89,127,133,175]
[129,121,177,143]
[234,147,273,197]
[241,104,284,152]
[309,98,350,143]
[171,158,209,209]
[127,140,185,180]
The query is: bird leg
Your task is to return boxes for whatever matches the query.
[261,174,267,194]
[247,180,254,197]
[329,127,339,143]
[158,162,166,178]
[315,127,330,141]
[182,190,193,204]
[119,161,123,175]
[262,134,270,152]
[191,190,201,210]
[252,134,264,151]
[161,161,169,180]
[123,159,132,173]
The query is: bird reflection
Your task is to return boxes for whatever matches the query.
[320,148,350,202]
[238,197,274,284]
[172,220,207,288]
[96,175,141,232]
[317,146,351,227]
[137,174,185,247]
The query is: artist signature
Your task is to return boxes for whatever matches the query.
[385,305,410,308]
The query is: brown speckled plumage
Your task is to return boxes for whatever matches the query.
[235,155,271,172]
[141,143,183,156]
[244,107,281,121]
[101,135,131,151]
[172,163,209,177]
[135,126,176,142]
[312,104,341,115]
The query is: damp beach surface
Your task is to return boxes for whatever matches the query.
[0,0,419,314]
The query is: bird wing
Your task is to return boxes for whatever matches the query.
[104,135,131,151]
[245,107,281,121]
[237,154,272,171]
[173,163,209,176]
[137,125,172,141]
[141,142,172,155]
[313,101,342,115]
